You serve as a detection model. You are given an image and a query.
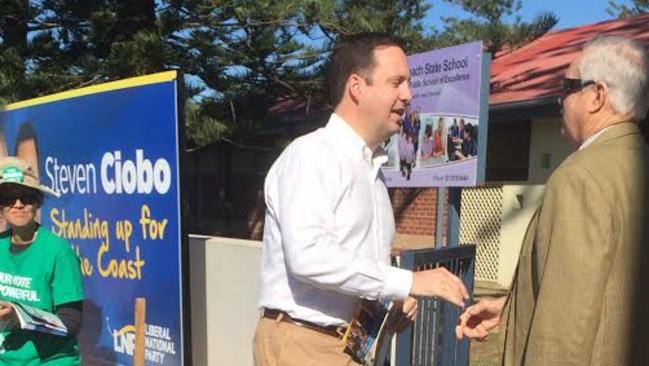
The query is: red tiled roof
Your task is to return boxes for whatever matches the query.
[490,13,649,106]
[267,95,329,118]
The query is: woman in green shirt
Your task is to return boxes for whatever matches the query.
[0,156,84,366]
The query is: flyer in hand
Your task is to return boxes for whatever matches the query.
[0,302,68,336]
[342,299,395,366]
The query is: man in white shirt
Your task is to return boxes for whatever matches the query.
[254,33,469,366]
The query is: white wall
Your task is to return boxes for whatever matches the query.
[527,118,573,184]
[190,236,261,366]
[497,185,545,287]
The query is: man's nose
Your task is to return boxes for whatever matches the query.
[401,83,412,104]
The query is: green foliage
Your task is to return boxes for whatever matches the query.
[438,0,558,56]
[608,0,649,17]
[0,0,558,146]
[184,99,228,148]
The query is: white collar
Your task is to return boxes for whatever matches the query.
[326,113,388,169]
[579,125,615,150]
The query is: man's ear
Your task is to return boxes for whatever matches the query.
[348,73,364,103]
[588,83,607,114]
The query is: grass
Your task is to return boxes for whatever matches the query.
[468,283,508,366]
[469,327,503,366]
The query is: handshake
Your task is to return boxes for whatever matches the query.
[409,267,506,342]
[454,296,507,341]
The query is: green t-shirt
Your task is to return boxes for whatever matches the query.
[0,225,84,366]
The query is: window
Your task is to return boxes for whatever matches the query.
[486,121,531,182]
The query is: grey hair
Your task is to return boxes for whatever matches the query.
[578,35,649,121]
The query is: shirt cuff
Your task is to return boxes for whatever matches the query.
[380,264,413,300]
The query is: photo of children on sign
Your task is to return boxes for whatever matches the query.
[382,113,479,180]
[421,115,479,166]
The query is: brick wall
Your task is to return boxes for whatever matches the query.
[244,187,447,243]
[389,188,447,237]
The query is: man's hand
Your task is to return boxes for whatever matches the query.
[410,267,469,307]
[390,296,418,333]
[402,296,418,321]
[455,296,507,341]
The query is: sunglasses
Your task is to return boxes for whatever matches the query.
[563,78,596,93]
[0,193,41,207]
[558,78,597,106]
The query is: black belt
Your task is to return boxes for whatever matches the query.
[261,308,345,339]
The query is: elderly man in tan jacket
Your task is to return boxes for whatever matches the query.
[456,36,649,366]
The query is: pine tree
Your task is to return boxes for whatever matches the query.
[608,0,649,17]
[0,0,33,101]
[437,0,558,57]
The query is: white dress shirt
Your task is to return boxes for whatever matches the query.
[258,113,413,327]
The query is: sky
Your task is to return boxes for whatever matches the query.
[424,0,633,32]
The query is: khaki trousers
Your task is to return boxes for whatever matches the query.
[253,317,362,366]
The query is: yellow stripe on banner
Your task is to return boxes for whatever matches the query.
[4,70,178,111]
[114,324,137,337]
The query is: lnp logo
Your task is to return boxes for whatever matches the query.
[108,318,176,364]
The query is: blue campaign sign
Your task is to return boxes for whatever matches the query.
[1,71,187,365]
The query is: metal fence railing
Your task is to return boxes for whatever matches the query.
[394,245,476,366]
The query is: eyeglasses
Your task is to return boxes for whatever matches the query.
[0,193,41,207]
[563,78,596,94]
[558,78,597,106]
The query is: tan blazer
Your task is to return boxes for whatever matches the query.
[501,122,649,366]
